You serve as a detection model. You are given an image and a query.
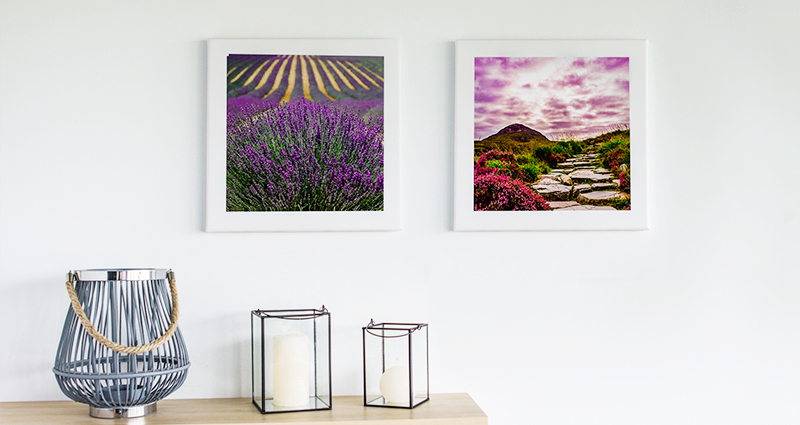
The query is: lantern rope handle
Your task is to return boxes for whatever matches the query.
[65,269,180,355]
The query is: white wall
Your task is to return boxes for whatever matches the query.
[1,0,799,423]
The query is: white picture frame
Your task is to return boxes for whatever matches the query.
[454,40,647,231]
[206,39,400,232]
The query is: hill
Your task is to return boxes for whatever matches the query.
[491,123,550,142]
[583,128,630,145]
[474,123,554,156]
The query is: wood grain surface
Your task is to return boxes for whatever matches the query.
[0,393,487,425]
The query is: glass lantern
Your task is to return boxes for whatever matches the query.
[251,307,331,414]
[362,320,429,409]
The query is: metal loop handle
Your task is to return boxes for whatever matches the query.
[65,269,180,355]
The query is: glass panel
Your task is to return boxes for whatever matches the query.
[314,313,331,407]
[364,326,412,408]
[410,325,429,407]
[251,313,263,411]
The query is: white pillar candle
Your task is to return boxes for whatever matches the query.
[273,334,309,407]
[379,365,410,404]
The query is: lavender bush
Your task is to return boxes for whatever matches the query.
[227,98,384,211]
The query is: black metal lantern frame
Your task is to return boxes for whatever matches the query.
[251,307,332,414]
[362,320,429,409]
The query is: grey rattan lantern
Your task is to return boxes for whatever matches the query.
[53,269,190,419]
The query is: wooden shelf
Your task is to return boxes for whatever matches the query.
[0,393,487,425]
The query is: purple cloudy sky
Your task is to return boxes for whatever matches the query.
[474,57,630,140]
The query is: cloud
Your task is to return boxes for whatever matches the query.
[548,120,575,130]
[473,56,630,139]
[586,95,625,109]
[570,99,589,110]
[545,97,568,110]
[554,73,586,88]
[475,90,502,104]
[479,78,511,89]
[590,57,629,72]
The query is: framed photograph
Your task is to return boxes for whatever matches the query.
[454,40,647,231]
[206,39,399,232]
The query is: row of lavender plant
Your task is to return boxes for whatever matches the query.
[227,99,384,211]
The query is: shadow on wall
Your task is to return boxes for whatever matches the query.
[2,276,73,399]
[179,313,251,398]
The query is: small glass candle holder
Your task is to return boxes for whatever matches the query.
[251,307,331,414]
[362,320,429,409]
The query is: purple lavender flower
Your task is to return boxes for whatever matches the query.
[227,98,384,211]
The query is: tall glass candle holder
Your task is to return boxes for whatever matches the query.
[362,320,429,409]
[251,307,331,414]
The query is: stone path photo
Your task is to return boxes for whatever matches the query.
[530,147,629,211]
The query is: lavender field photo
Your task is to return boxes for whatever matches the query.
[226,54,385,212]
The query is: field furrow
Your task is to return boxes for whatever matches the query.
[327,60,355,90]
[317,59,341,92]
[243,58,272,87]
[346,61,381,88]
[308,56,336,100]
[300,55,313,101]
[337,60,369,90]
[362,66,384,82]
[264,56,291,98]
[230,65,252,83]
[254,56,281,90]
[281,55,299,103]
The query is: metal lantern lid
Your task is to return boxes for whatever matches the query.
[73,268,168,281]
[53,268,190,419]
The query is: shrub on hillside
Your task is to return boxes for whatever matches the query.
[598,138,630,171]
[476,150,549,183]
[477,149,516,163]
[618,169,630,193]
[474,172,551,211]
[609,197,631,211]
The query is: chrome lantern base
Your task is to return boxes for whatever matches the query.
[90,402,157,419]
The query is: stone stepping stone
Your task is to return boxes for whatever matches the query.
[573,184,592,194]
[594,168,611,174]
[557,162,573,168]
[592,182,617,191]
[550,169,566,174]
[549,201,580,209]
[530,183,572,201]
[577,191,624,206]
[568,171,613,183]
[535,176,560,185]
[554,205,617,211]
[576,166,595,170]
[571,161,593,167]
